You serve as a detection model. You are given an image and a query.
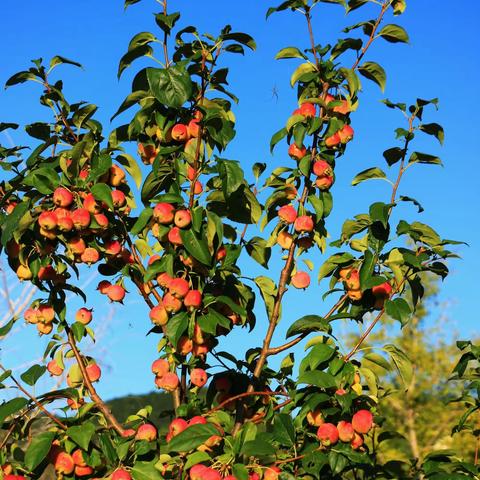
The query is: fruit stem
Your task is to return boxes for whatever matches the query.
[66,328,125,435]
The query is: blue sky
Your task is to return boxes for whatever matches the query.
[0,0,479,403]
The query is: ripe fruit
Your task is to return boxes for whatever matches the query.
[189,465,221,480]
[171,123,189,142]
[103,240,121,257]
[277,231,293,250]
[153,202,175,224]
[72,449,87,467]
[24,308,39,324]
[149,303,169,326]
[47,360,63,376]
[71,208,91,229]
[80,247,100,265]
[83,193,101,214]
[112,189,126,207]
[351,432,364,449]
[338,124,354,143]
[178,336,193,355]
[333,99,351,115]
[315,174,334,190]
[352,410,373,434]
[337,421,355,442]
[299,102,316,117]
[306,409,324,427]
[372,281,393,308]
[138,143,158,164]
[325,132,341,147]
[189,415,207,426]
[169,277,190,298]
[106,285,126,303]
[152,358,170,377]
[187,165,197,181]
[38,265,56,281]
[163,292,182,313]
[37,305,55,323]
[136,423,158,441]
[291,270,310,289]
[174,209,192,228]
[16,264,33,281]
[216,245,227,262]
[54,451,75,475]
[184,290,202,310]
[53,187,74,207]
[312,159,332,177]
[37,322,53,335]
[347,289,363,301]
[168,226,183,245]
[193,323,206,344]
[193,181,203,195]
[156,371,180,391]
[68,237,86,255]
[294,215,314,233]
[75,465,94,477]
[264,466,281,480]
[97,280,111,294]
[109,164,126,186]
[112,469,132,480]
[344,269,360,290]
[86,363,101,383]
[190,368,208,387]
[278,204,297,224]
[288,143,307,160]
[168,418,189,438]
[187,119,200,138]
[317,423,339,446]
[38,211,58,231]
[157,272,173,289]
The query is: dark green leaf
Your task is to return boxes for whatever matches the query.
[409,151,442,166]
[298,370,337,388]
[352,167,387,186]
[286,315,331,338]
[0,397,29,425]
[419,123,444,145]
[180,229,212,266]
[166,424,219,452]
[147,66,193,108]
[383,146,404,166]
[21,365,46,386]
[166,312,188,347]
[91,183,114,210]
[66,422,96,450]
[131,461,163,480]
[24,431,56,471]
[49,55,83,71]
[130,208,153,236]
[378,24,409,43]
[358,61,386,92]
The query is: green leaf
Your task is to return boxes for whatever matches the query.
[222,32,256,50]
[49,55,83,71]
[385,298,411,327]
[399,195,424,213]
[298,370,337,388]
[232,464,249,480]
[25,122,51,141]
[128,31,157,51]
[255,276,277,319]
[0,397,29,425]
[117,153,143,188]
[378,24,409,43]
[118,45,153,78]
[384,344,413,386]
[272,413,295,446]
[339,67,361,96]
[130,208,153,236]
[351,167,387,186]
[5,71,38,88]
[66,422,96,450]
[383,146,404,166]
[184,451,212,470]
[131,461,163,480]
[290,62,317,87]
[111,91,148,121]
[419,122,444,145]
[359,250,375,288]
[369,202,389,228]
[241,438,276,457]
[125,0,142,8]
[0,318,16,337]
[218,159,244,198]
[147,66,193,108]
[330,38,363,60]
[24,431,56,471]
[180,229,212,266]
[245,236,271,268]
[23,167,60,194]
[275,47,307,60]
[270,127,288,153]
[358,61,386,92]
[155,12,181,34]
[20,365,46,386]
[166,424,219,452]
[1,201,30,246]
[286,315,331,338]
[91,183,114,210]
[166,312,189,347]
[409,151,442,166]
[364,352,391,371]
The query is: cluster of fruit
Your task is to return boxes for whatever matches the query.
[315,409,373,450]
[339,266,393,307]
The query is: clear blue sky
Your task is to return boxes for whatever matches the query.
[1,1,479,403]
